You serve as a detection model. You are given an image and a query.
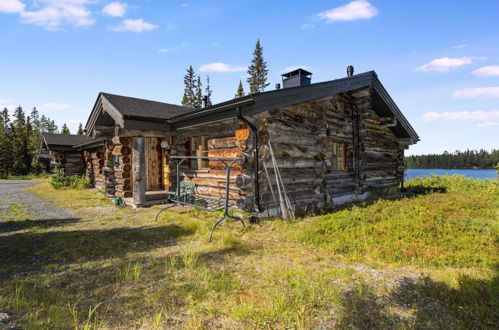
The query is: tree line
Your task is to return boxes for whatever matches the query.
[181,39,268,107]
[405,149,499,169]
[0,106,80,178]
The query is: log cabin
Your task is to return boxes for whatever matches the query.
[41,68,419,217]
[39,133,103,177]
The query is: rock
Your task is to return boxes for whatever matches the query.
[0,312,10,322]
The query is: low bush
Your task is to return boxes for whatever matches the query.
[48,169,90,190]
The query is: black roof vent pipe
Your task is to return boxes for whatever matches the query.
[347,65,354,77]
[275,83,281,90]
[202,95,208,108]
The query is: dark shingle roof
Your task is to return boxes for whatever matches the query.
[42,133,96,147]
[101,92,196,121]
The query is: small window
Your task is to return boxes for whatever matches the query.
[189,136,209,171]
[332,142,347,171]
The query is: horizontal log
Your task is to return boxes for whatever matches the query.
[91,152,104,159]
[112,145,131,156]
[111,136,132,146]
[115,191,133,198]
[115,184,131,192]
[115,171,130,179]
[263,157,319,169]
[117,164,132,172]
[119,156,131,164]
[92,159,105,166]
[207,137,238,150]
[207,148,241,158]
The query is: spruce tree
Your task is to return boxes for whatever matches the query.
[48,119,58,133]
[194,75,203,108]
[181,65,196,107]
[247,39,269,94]
[77,123,84,135]
[235,80,245,98]
[61,123,70,134]
[0,108,10,178]
[205,75,213,107]
[29,107,41,157]
[11,106,29,175]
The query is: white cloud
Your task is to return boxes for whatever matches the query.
[301,23,315,29]
[68,118,86,124]
[0,0,25,13]
[0,98,16,110]
[20,0,95,29]
[317,0,378,23]
[102,2,127,17]
[284,65,309,72]
[453,87,499,99]
[180,3,188,8]
[38,103,71,111]
[473,65,499,77]
[158,42,187,53]
[415,57,480,72]
[453,44,469,49]
[199,62,246,73]
[420,110,499,122]
[476,121,499,127]
[111,19,158,32]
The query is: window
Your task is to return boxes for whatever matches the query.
[332,142,347,171]
[189,136,209,171]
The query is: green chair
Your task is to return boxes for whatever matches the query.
[168,181,196,200]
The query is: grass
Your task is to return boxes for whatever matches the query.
[0,176,497,328]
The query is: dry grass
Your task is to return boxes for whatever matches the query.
[0,177,497,329]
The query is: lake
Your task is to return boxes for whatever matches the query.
[405,168,497,180]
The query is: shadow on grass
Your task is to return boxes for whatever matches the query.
[0,218,81,233]
[335,265,498,329]
[0,222,196,279]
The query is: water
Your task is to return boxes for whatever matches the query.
[405,168,497,180]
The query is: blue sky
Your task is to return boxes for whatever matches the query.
[1,0,498,155]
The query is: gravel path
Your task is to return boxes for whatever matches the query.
[0,180,74,221]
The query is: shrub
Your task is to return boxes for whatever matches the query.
[49,169,90,190]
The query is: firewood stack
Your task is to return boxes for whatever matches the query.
[110,136,133,198]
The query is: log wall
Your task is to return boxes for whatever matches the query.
[51,150,85,176]
[169,119,249,201]
[235,87,406,215]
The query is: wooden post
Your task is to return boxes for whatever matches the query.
[132,137,146,205]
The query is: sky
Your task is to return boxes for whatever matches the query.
[0,0,498,155]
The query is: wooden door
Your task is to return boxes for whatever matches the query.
[144,137,163,191]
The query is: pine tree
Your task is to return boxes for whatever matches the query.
[205,75,213,107]
[11,106,29,175]
[247,39,269,94]
[181,65,196,107]
[61,123,70,134]
[194,75,203,108]
[235,80,245,98]
[77,123,84,135]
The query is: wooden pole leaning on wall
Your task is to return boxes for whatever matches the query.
[132,137,147,206]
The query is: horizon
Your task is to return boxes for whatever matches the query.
[1,0,498,155]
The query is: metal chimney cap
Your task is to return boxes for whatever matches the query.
[347,65,354,77]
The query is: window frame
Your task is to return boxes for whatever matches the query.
[188,135,210,171]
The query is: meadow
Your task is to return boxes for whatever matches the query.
[0,175,497,329]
